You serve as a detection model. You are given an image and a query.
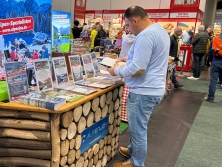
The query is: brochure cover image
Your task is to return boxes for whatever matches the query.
[52,57,69,86]
[69,55,84,82]
[81,54,95,78]
[33,59,53,92]
[4,62,29,101]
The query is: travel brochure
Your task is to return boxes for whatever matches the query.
[56,84,98,95]
[52,57,69,86]
[2,53,122,110]
[33,59,53,92]
[69,55,84,82]
[75,80,112,89]
[81,54,95,78]
[20,91,66,111]
[4,62,29,101]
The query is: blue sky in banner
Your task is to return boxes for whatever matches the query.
[15,0,51,5]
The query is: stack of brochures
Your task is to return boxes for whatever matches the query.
[89,76,123,84]
[20,90,85,110]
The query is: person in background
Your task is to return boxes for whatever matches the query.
[90,25,98,51]
[181,27,193,45]
[204,27,222,102]
[32,50,40,59]
[119,26,135,59]
[169,27,184,88]
[10,46,17,61]
[206,27,213,36]
[39,45,49,59]
[108,6,170,167]
[187,25,209,80]
[94,24,107,47]
[72,20,82,39]
[117,27,123,40]
[24,47,32,58]
[105,28,110,37]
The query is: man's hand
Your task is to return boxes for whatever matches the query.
[107,67,116,76]
[116,57,128,64]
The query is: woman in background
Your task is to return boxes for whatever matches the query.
[90,25,98,51]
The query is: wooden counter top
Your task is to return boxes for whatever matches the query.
[0,82,123,114]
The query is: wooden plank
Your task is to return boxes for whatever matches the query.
[0,128,50,141]
[0,148,51,160]
[0,157,50,167]
[0,110,50,121]
[0,83,123,114]
[0,118,50,131]
[0,138,51,150]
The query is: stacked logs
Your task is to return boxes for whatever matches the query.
[58,86,123,167]
[0,110,51,167]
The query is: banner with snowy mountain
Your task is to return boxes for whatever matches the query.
[0,0,51,60]
[52,10,71,52]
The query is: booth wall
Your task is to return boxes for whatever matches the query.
[86,0,171,10]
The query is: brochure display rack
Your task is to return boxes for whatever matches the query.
[0,82,123,167]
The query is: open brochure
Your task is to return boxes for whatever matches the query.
[55,83,98,95]
[75,80,112,89]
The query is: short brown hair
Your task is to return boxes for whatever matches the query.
[124,6,148,19]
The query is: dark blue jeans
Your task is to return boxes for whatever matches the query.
[172,67,178,85]
[208,63,222,100]
[193,54,204,78]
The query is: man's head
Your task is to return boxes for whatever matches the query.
[206,27,212,33]
[96,24,103,31]
[198,25,205,32]
[92,25,96,30]
[95,22,100,26]
[174,27,182,37]
[74,20,80,27]
[123,25,129,34]
[124,6,152,35]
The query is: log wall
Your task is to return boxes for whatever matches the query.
[0,84,123,167]
[58,85,123,167]
[0,110,51,167]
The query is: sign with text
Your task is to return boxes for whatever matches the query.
[170,12,197,18]
[0,16,34,35]
[80,116,109,154]
[148,13,169,18]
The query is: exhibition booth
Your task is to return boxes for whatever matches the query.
[0,0,205,166]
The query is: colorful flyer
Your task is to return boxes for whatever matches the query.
[81,54,95,78]
[4,62,29,101]
[33,59,53,92]
[0,0,52,61]
[52,10,71,52]
[52,57,69,86]
[69,55,84,82]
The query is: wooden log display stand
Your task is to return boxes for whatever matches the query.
[0,83,123,167]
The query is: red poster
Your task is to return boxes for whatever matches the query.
[0,16,34,35]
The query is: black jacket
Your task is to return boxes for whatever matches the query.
[72,27,82,39]
[94,29,107,47]
[192,31,209,54]
[169,34,179,59]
